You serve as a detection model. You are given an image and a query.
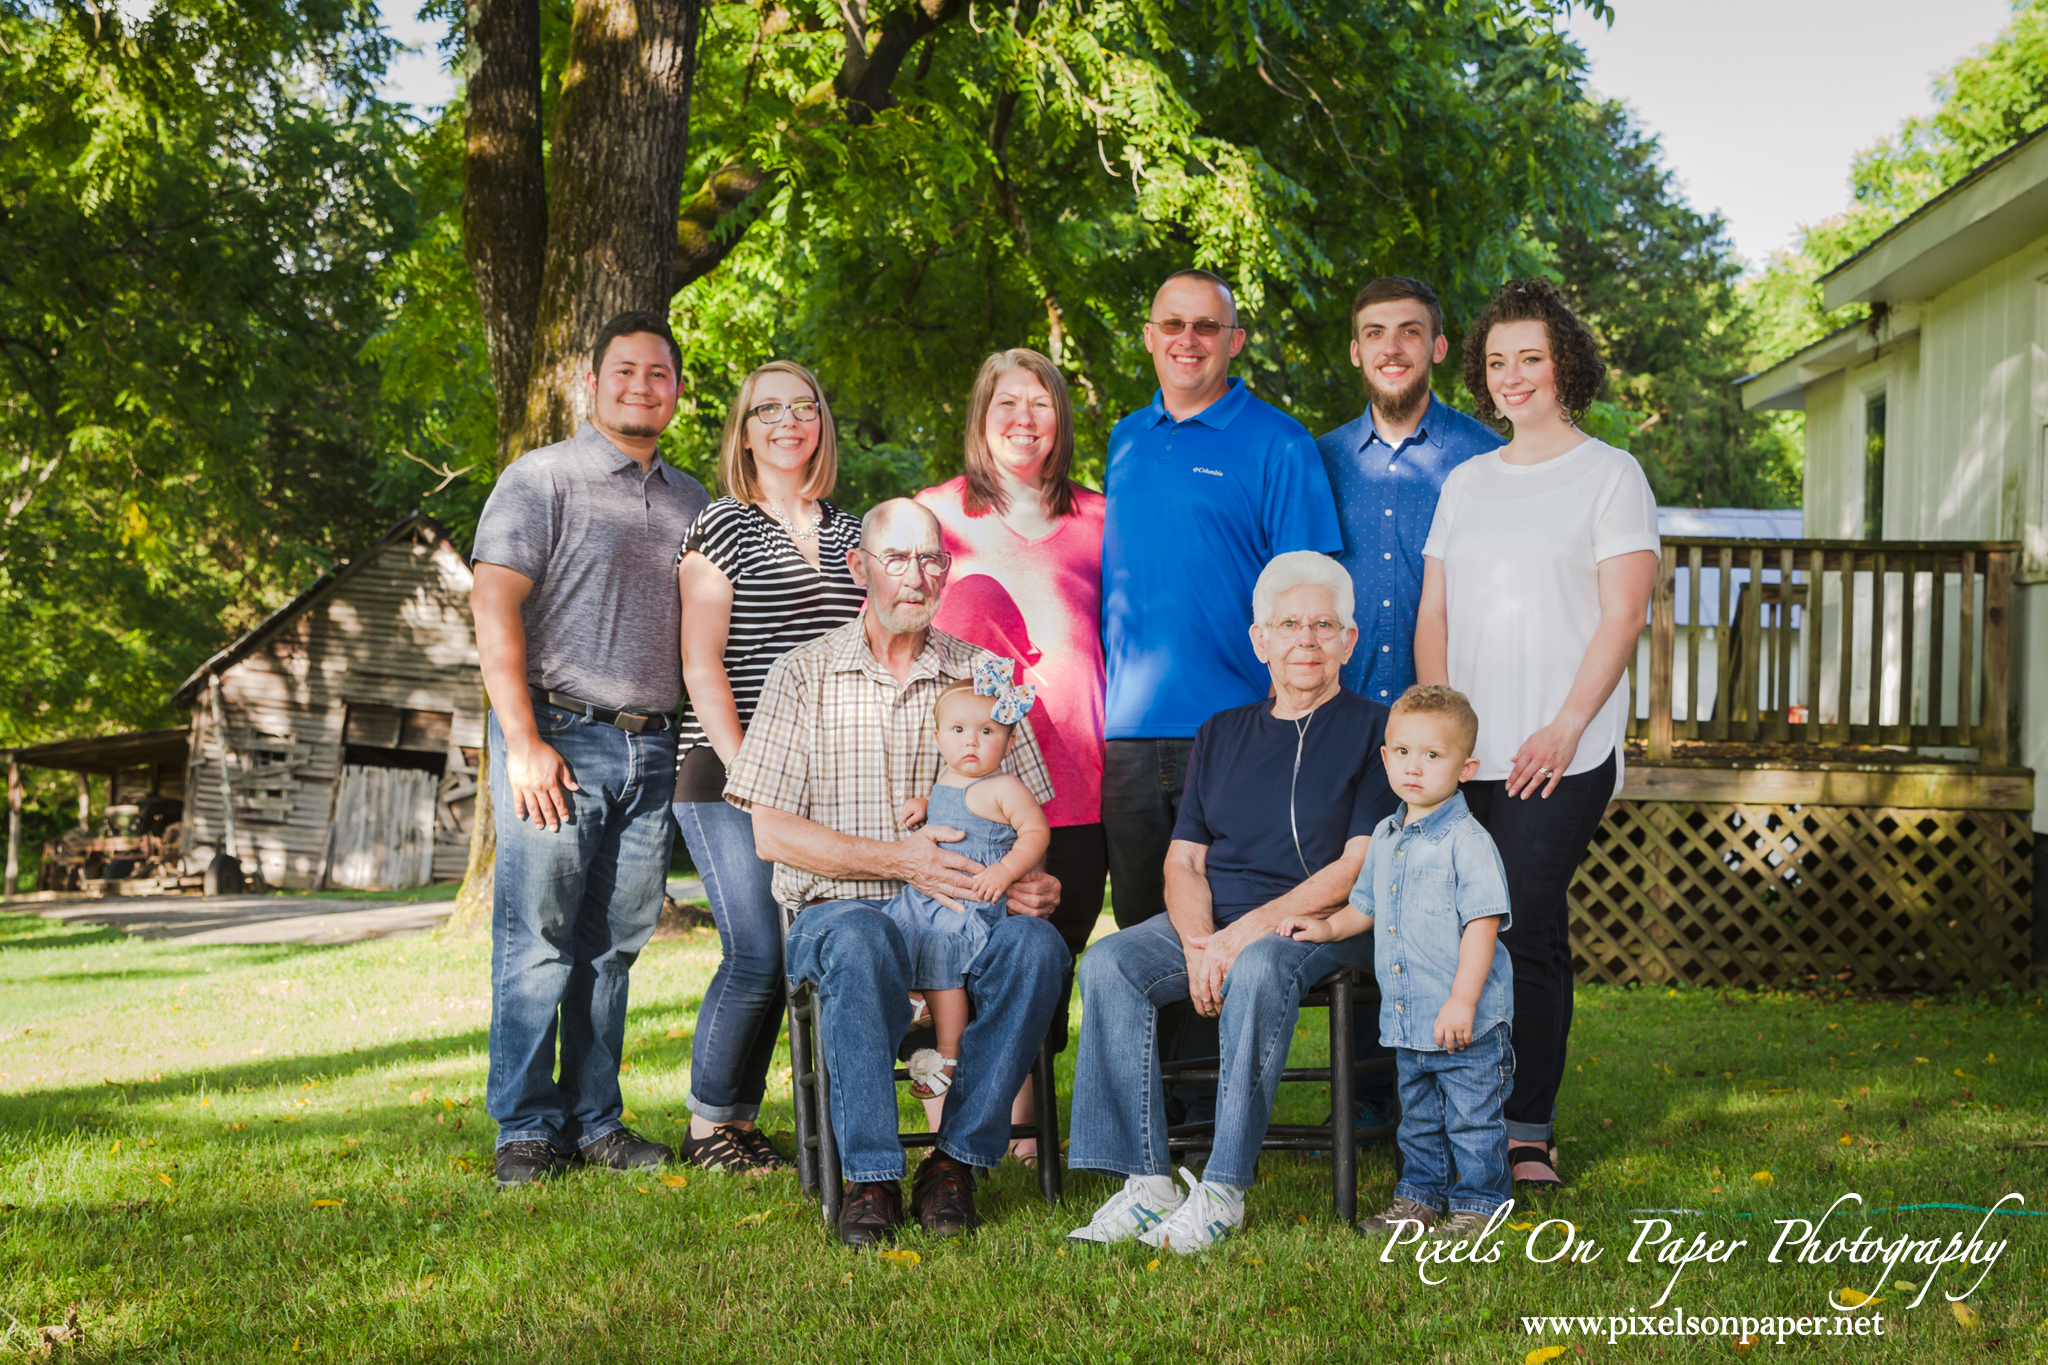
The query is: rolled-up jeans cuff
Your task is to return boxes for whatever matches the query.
[688,1097,760,1124]
[1503,1120,1553,1145]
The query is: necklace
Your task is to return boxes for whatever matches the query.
[764,501,824,541]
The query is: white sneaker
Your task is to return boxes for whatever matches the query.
[1142,1166,1245,1255]
[1067,1174,1185,1244]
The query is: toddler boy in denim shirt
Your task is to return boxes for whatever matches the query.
[1279,684,1514,1241]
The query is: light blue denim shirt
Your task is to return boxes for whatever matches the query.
[1348,790,1514,1052]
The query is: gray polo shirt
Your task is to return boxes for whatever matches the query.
[473,421,708,713]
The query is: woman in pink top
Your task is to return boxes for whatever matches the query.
[917,347,1106,1166]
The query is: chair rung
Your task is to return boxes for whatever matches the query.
[1159,1062,1390,1084]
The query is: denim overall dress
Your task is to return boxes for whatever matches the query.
[882,779,1016,990]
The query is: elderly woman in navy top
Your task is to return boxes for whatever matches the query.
[1065,551,1399,1254]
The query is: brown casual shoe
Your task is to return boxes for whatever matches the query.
[835,1180,904,1246]
[1353,1195,1443,1240]
[910,1153,980,1238]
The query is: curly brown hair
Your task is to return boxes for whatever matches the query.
[1459,278,1605,428]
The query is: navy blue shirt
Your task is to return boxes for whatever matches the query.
[1103,379,1343,739]
[1315,395,1503,702]
[1172,689,1398,925]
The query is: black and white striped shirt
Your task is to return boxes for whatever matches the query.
[675,496,866,765]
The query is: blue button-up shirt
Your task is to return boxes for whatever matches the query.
[1103,378,1342,738]
[1316,396,1503,702]
[1348,790,1514,1052]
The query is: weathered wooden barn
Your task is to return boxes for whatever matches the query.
[169,512,484,890]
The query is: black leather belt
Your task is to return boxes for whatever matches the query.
[529,686,673,733]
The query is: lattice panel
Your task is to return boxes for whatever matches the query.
[1571,801,2033,990]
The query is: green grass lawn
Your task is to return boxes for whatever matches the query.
[2,906,2045,1362]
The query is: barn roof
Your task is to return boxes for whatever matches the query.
[169,511,468,709]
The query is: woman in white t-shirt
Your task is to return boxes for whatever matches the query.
[1416,279,1659,1190]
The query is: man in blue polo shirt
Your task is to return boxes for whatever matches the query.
[1316,276,1503,705]
[1101,269,1342,933]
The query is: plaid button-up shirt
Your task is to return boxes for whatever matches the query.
[724,617,1056,911]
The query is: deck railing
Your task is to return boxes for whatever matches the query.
[1626,537,2018,764]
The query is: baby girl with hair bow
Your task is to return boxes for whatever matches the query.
[887,657,1051,1120]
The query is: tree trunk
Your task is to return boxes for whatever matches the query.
[449,0,703,935]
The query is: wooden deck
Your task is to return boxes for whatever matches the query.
[1581,538,2033,989]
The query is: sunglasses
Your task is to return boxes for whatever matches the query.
[1150,318,1233,338]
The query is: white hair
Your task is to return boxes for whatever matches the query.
[1252,551,1355,630]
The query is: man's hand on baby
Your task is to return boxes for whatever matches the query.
[895,797,929,830]
[1277,915,1335,943]
[895,827,979,912]
[1432,1000,1476,1051]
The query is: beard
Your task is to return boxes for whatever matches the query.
[604,414,669,439]
[1364,362,1432,425]
[872,594,936,635]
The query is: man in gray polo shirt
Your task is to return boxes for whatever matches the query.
[471,311,710,1188]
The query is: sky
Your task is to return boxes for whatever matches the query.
[374,0,2019,269]
[1563,0,2014,264]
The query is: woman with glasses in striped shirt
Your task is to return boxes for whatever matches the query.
[671,360,867,1174]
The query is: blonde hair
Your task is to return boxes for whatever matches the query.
[961,348,1078,518]
[1389,684,1479,754]
[716,360,838,505]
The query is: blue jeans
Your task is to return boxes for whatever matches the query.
[1393,1023,1516,1215]
[486,705,676,1152]
[1068,912,1375,1189]
[673,799,783,1124]
[784,898,1067,1184]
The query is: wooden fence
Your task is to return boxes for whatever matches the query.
[1623,538,2018,762]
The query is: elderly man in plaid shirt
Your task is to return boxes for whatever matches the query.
[725,498,1067,1246]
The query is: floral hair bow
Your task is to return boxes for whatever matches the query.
[972,656,1036,725]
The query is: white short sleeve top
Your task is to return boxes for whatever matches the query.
[1421,437,1660,786]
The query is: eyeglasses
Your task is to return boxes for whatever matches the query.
[1150,318,1232,338]
[860,548,953,578]
[749,399,821,424]
[1265,617,1344,641]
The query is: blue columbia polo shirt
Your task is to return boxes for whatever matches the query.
[1103,378,1342,739]
[1315,394,1503,702]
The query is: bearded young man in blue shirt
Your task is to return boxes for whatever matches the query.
[1314,276,1503,1136]
[1316,277,1503,705]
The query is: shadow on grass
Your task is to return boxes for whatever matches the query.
[0,1029,497,1131]
[0,923,128,952]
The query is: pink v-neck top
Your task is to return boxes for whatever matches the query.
[916,476,1107,827]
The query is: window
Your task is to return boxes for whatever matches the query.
[1862,393,1887,540]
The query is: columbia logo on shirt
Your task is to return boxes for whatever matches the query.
[1192,466,1224,477]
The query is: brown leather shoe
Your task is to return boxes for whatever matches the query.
[910,1153,980,1238]
[835,1180,904,1246]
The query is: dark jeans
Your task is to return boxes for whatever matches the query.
[1042,822,1108,1055]
[672,799,784,1124]
[1463,751,1616,1145]
[1102,736,1391,1122]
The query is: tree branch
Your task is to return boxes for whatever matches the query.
[673,0,967,294]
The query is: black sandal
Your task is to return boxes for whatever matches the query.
[1509,1143,1563,1188]
[677,1123,777,1174]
